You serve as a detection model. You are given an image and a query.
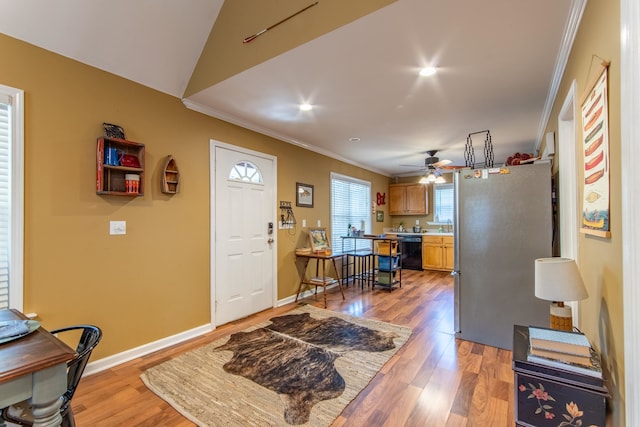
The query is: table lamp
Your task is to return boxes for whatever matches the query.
[534,257,588,331]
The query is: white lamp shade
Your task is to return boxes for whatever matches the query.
[535,257,588,302]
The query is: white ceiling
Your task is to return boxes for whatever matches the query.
[0,0,582,176]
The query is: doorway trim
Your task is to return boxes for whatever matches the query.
[558,80,580,325]
[209,139,278,328]
[621,0,640,422]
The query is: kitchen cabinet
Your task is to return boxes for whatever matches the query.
[389,183,428,215]
[422,235,454,271]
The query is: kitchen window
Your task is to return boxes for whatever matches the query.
[330,173,371,252]
[0,84,24,311]
[434,183,454,223]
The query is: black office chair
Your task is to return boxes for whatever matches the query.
[0,324,102,427]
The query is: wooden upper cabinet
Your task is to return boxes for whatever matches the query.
[389,183,427,215]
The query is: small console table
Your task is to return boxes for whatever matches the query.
[295,252,345,308]
[512,325,608,427]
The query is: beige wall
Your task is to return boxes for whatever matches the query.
[542,1,624,424]
[1,33,390,360]
[186,0,395,96]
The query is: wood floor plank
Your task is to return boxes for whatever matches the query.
[71,270,515,426]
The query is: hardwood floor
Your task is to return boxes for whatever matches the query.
[72,269,514,426]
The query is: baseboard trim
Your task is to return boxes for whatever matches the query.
[83,323,212,376]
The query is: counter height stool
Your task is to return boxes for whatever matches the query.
[351,251,375,288]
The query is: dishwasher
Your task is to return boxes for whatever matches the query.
[397,234,422,270]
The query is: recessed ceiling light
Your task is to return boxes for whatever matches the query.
[349,137,361,142]
[299,103,313,111]
[419,66,437,77]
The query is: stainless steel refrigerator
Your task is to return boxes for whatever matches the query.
[453,162,551,350]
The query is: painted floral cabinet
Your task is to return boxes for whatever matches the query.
[512,325,609,427]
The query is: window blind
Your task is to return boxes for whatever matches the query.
[434,183,454,223]
[0,101,10,309]
[0,85,23,311]
[330,173,371,253]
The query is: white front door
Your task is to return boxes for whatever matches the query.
[211,141,276,326]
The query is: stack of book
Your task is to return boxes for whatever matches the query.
[527,326,602,378]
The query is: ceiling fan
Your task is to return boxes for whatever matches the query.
[398,150,455,180]
[423,150,453,169]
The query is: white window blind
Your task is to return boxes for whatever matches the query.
[0,100,11,309]
[330,173,371,253]
[0,85,24,311]
[434,183,454,223]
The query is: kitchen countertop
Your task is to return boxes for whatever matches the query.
[386,231,454,237]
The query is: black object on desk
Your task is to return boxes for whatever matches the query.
[512,325,608,427]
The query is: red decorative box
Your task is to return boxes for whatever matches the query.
[120,154,140,168]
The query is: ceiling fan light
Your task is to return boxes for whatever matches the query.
[427,173,437,183]
[435,176,446,184]
[418,175,430,184]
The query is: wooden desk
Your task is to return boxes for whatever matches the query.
[0,309,76,427]
[295,252,345,308]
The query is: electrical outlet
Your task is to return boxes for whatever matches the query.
[302,219,307,227]
[110,221,126,235]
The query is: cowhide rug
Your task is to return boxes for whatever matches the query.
[141,305,412,427]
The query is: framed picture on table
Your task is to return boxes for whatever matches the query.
[308,227,330,252]
[296,182,314,207]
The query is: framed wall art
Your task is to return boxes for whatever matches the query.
[296,182,314,207]
[580,62,611,238]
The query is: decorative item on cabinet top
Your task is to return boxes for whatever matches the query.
[161,155,180,194]
[103,122,126,140]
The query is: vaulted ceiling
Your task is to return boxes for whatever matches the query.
[0,0,583,175]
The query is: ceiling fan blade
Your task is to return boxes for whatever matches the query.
[433,159,452,168]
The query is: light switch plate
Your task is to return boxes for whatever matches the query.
[110,221,126,235]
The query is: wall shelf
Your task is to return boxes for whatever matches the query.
[161,155,180,194]
[96,137,145,196]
